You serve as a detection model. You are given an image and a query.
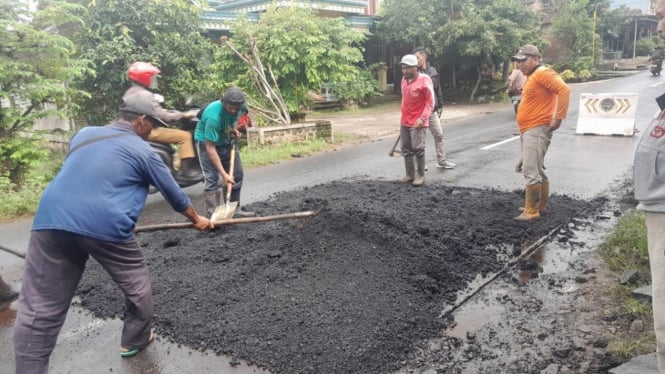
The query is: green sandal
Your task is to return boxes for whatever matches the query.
[120,330,155,358]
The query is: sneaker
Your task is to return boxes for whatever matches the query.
[436,160,456,169]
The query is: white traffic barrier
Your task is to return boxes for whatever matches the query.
[575,93,638,136]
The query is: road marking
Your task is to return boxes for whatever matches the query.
[481,136,519,150]
[651,81,665,88]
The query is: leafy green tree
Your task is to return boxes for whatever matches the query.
[215,5,367,114]
[71,0,215,124]
[433,0,541,100]
[0,0,91,189]
[551,0,595,59]
[378,0,540,101]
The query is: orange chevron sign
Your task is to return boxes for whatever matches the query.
[584,98,599,113]
[615,98,631,113]
[583,97,632,114]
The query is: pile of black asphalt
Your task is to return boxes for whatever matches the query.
[74,180,603,374]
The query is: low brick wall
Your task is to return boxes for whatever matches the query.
[245,120,333,147]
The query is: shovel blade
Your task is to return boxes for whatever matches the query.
[211,201,238,222]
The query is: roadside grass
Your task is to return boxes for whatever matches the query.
[608,332,656,359]
[0,154,64,221]
[598,210,654,358]
[599,211,649,272]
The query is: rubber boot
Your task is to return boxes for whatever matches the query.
[204,191,221,218]
[539,180,549,215]
[514,184,541,221]
[229,190,256,218]
[176,158,203,182]
[400,155,415,183]
[412,156,426,187]
[0,276,19,311]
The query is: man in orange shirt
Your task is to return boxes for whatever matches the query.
[512,44,570,221]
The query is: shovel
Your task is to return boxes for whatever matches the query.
[211,139,238,221]
[135,206,322,233]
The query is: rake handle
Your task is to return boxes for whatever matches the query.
[389,133,401,157]
[134,209,320,233]
[0,243,26,259]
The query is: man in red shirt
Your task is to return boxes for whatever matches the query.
[512,44,570,221]
[399,54,434,187]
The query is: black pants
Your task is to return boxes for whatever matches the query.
[14,230,153,373]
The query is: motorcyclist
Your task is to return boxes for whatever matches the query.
[506,62,527,133]
[506,64,526,96]
[650,47,665,69]
[123,62,202,182]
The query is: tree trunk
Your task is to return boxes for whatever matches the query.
[469,65,481,102]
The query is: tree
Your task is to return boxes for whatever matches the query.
[71,0,215,124]
[378,0,541,101]
[221,36,292,125]
[551,0,595,60]
[214,5,367,114]
[0,0,91,189]
[433,0,541,100]
[599,5,640,57]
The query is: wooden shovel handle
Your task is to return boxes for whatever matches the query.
[134,208,321,233]
[226,140,236,202]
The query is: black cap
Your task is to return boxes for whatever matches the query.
[222,88,245,105]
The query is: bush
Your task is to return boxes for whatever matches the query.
[577,69,592,80]
[334,69,381,105]
[0,152,63,221]
[559,69,576,82]
[635,37,657,57]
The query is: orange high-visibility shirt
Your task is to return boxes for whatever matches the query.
[516,66,570,132]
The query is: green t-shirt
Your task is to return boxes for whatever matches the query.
[194,100,244,146]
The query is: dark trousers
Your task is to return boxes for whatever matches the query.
[13,230,153,374]
[197,141,244,197]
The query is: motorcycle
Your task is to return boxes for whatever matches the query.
[651,58,663,76]
[508,89,522,114]
[147,98,204,192]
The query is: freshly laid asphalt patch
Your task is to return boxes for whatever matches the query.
[75,180,602,374]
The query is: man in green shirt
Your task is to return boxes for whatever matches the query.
[194,88,255,218]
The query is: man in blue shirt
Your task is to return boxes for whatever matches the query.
[195,88,255,217]
[13,93,212,372]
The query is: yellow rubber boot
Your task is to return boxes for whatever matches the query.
[539,180,549,214]
[514,184,541,221]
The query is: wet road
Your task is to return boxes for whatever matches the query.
[0,70,661,373]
